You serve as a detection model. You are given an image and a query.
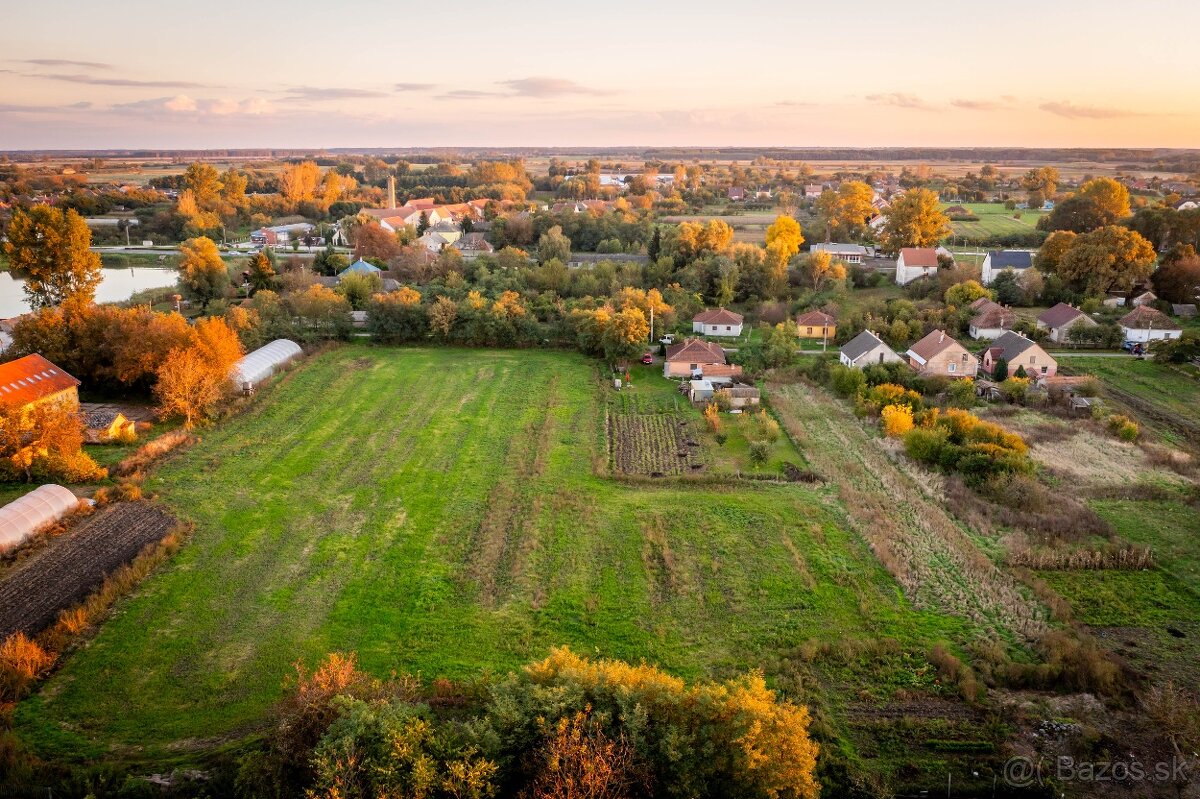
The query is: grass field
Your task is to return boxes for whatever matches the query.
[943,202,1045,240]
[1058,356,1200,448]
[17,346,965,765]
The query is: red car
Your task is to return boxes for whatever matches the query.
[641,353,654,364]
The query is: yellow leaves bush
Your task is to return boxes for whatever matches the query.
[881,404,914,437]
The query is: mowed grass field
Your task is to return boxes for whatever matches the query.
[17,346,964,763]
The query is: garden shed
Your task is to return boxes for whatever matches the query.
[231,339,303,389]
[0,484,79,550]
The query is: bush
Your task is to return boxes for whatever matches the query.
[945,378,976,409]
[1106,413,1139,441]
[0,633,55,703]
[881,404,914,437]
[748,440,771,466]
[829,364,866,397]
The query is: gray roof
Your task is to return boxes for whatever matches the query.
[987,250,1035,270]
[841,330,888,363]
[811,242,867,256]
[986,331,1039,362]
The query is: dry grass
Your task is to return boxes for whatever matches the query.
[113,429,193,478]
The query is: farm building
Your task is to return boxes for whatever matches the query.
[0,354,81,411]
[968,303,1017,339]
[727,187,746,201]
[720,385,761,409]
[84,409,136,444]
[231,339,303,389]
[980,331,1057,378]
[0,484,79,550]
[1132,291,1158,308]
[453,232,495,257]
[981,250,1035,286]
[795,310,837,340]
[906,330,978,377]
[839,330,903,368]
[1118,305,1182,343]
[692,308,744,337]
[894,247,940,285]
[810,242,866,265]
[1036,303,1097,343]
[664,339,742,383]
[250,223,315,246]
[1172,304,1197,318]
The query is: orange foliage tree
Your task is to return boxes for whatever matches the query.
[0,400,105,483]
[154,317,244,427]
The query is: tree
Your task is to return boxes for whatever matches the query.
[352,223,402,262]
[1037,195,1109,233]
[4,205,103,309]
[799,250,847,291]
[991,357,1008,381]
[991,270,1024,306]
[246,251,277,294]
[428,295,459,339]
[765,216,803,261]
[1057,225,1157,296]
[1151,254,1200,304]
[538,225,572,265]
[879,189,950,254]
[279,160,321,205]
[1076,177,1131,221]
[1034,230,1077,273]
[337,272,383,310]
[154,317,243,427]
[178,236,229,309]
[1021,166,1059,198]
[0,399,104,483]
[417,211,430,236]
[601,307,650,362]
[815,180,875,240]
[944,279,990,307]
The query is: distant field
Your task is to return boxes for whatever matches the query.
[17,347,963,764]
[943,202,1045,240]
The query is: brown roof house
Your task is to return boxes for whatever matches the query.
[0,354,81,411]
[795,310,837,340]
[895,247,941,286]
[968,302,1017,340]
[1036,303,1096,343]
[906,330,978,378]
[663,339,742,383]
[1118,305,1182,344]
[980,331,1057,378]
[692,308,744,337]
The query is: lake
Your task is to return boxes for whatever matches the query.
[0,267,180,317]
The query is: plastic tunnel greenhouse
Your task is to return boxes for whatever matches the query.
[231,339,302,388]
[0,484,79,550]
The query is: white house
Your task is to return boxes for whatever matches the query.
[839,330,904,368]
[1118,306,1182,344]
[692,308,744,337]
[981,250,1036,286]
[810,242,867,265]
[895,247,940,285]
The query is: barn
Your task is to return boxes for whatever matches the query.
[0,484,80,550]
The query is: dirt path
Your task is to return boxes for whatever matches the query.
[767,380,1046,641]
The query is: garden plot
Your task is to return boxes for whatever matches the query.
[611,413,707,476]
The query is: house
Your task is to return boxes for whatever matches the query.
[452,233,495,257]
[981,250,1036,286]
[339,259,383,277]
[968,304,1017,339]
[895,247,940,285]
[1177,200,1199,211]
[1131,290,1158,308]
[1172,303,1197,319]
[906,330,978,377]
[868,214,887,232]
[692,308,744,337]
[980,331,1057,378]
[83,408,136,444]
[804,183,825,199]
[810,242,866,265]
[795,310,837,340]
[839,330,903,368]
[727,187,746,202]
[720,384,761,408]
[0,354,81,411]
[416,230,461,253]
[1036,303,1097,343]
[250,223,314,246]
[1118,305,1182,343]
[688,379,715,403]
[663,339,742,382]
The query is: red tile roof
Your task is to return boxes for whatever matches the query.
[0,354,80,407]
[899,247,939,267]
[1037,302,1086,328]
[907,329,968,363]
[970,305,1016,330]
[795,310,836,327]
[1119,305,1180,330]
[693,308,744,326]
[665,339,728,364]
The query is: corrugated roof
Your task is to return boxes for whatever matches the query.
[0,354,80,407]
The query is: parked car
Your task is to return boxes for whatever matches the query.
[641,353,654,364]
[659,334,675,345]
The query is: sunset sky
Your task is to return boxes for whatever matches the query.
[2,0,1197,150]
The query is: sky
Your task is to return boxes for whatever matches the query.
[1,0,1198,150]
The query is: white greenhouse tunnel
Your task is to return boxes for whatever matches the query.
[231,339,303,388]
[0,484,81,550]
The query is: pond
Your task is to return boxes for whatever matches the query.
[0,267,180,317]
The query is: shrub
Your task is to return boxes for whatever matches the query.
[829,364,866,397]
[0,634,55,703]
[748,441,771,466]
[999,376,1031,403]
[945,378,976,409]
[881,404,914,437]
[1106,414,1139,441]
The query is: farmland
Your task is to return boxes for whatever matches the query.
[1058,356,1200,448]
[942,202,1046,241]
[16,347,966,773]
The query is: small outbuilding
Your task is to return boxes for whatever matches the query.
[84,409,136,444]
[688,379,715,402]
[720,385,762,408]
[0,484,80,550]
[231,339,303,389]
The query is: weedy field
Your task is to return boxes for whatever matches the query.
[16,347,965,770]
[1059,356,1200,448]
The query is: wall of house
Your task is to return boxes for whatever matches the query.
[895,262,936,286]
[693,322,742,336]
[797,324,835,339]
[1122,327,1182,343]
[920,348,978,377]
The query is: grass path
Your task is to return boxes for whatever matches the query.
[17,347,964,765]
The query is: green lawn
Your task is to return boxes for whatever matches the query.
[943,202,1045,241]
[17,346,962,765]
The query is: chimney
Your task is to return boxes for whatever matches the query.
[938,331,944,343]
[387,175,397,210]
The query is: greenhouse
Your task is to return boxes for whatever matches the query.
[231,339,303,388]
[0,484,80,550]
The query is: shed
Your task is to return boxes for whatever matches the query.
[0,484,79,550]
[231,339,303,388]
[689,379,715,402]
[722,385,761,408]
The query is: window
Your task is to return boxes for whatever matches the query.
[806,327,813,335]
[1041,366,1048,374]
[948,363,957,373]
[1030,356,1036,364]
[725,326,732,331]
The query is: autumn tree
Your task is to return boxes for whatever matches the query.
[1021,166,1059,198]
[0,399,104,483]
[814,180,875,240]
[154,317,243,427]
[1057,225,1157,296]
[944,279,991,307]
[879,188,950,254]
[537,225,572,264]
[602,307,651,361]
[529,710,644,799]
[4,205,103,309]
[280,160,322,205]
[1034,230,1078,273]
[352,223,402,262]
[428,295,459,339]
[1151,254,1200,304]
[798,250,847,290]
[178,236,229,309]
[671,219,734,263]
[246,251,277,294]
[1076,177,1131,221]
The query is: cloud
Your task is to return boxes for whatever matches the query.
[950,98,1010,111]
[497,76,610,97]
[435,89,505,100]
[0,101,91,114]
[866,92,935,110]
[775,100,816,108]
[283,86,390,101]
[22,58,113,70]
[394,82,435,92]
[27,72,211,89]
[1039,100,1142,119]
[112,95,274,116]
